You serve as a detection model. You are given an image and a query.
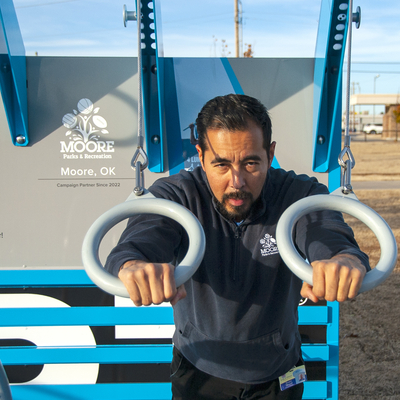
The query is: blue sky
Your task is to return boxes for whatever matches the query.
[11,0,400,109]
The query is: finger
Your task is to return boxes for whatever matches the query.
[170,285,187,306]
[147,263,176,304]
[300,282,319,303]
[119,269,144,306]
[336,265,363,302]
[325,263,342,302]
[131,267,153,306]
[347,267,364,299]
[311,261,328,300]
[146,264,169,305]
[336,267,352,302]
[162,264,178,301]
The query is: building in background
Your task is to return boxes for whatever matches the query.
[347,94,400,139]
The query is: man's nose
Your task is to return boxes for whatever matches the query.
[231,169,245,189]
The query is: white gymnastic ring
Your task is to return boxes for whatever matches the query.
[82,195,206,298]
[276,193,397,293]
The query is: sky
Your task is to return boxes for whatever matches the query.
[10,0,400,113]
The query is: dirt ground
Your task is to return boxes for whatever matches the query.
[338,137,400,399]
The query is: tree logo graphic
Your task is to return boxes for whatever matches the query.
[62,98,109,143]
[259,233,279,257]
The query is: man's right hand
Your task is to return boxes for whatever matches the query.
[118,260,186,306]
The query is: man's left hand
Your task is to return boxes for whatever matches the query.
[300,254,367,303]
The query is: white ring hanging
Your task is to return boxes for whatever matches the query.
[275,190,397,293]
[82,192,206,298]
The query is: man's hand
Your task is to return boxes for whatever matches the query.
[118,260,187,306]
[300,254,367,303]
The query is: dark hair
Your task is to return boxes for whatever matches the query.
[195,94,272,156]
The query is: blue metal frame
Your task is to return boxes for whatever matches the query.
[312,3,354,397]
[0,0,28,146]
[313,0,350,174]
[135,0,166,172]
[0,270,336,400]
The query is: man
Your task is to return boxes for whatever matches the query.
[106,94,369,399]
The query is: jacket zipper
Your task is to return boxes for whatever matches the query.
[233,225,243,281]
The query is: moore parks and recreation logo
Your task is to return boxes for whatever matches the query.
[259,233,279,257]
[60,98,114,159]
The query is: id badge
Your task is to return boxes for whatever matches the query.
[278,364,307,391]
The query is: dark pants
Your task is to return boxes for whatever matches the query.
[170,347,304,400]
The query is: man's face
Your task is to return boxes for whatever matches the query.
[196,121,276,222]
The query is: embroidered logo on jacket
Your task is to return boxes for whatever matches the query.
[260,233,279,256]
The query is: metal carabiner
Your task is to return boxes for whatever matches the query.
[338,146,356,194]
[131,139,149,196]
[131,145,149,171]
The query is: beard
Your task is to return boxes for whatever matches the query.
[215,190,254,222]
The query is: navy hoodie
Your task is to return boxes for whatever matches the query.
[105,167,368,383]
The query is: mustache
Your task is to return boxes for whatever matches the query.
[222,191,253,201]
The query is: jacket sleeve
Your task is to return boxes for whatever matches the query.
[104,212,188,277]
[293,185,370,270]
[104,172,203,277]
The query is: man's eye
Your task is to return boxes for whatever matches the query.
[214,164,229,172]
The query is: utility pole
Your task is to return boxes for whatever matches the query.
[350,81,359,131]
[373,74,380,124]
[234,0,239,57]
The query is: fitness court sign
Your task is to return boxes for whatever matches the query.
[60,98,114,160]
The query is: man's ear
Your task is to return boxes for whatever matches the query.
[196,144,205,170]
[268,141,276,168]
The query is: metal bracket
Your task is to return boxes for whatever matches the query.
[0,0,29,146]
[352,6,361,29]
[123,4,137,26]
[124,1,165,173]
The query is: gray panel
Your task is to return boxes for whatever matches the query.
[0,57,141,267]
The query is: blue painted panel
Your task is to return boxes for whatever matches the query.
[0,344,173,365]
[298,306,329,325]
[0,306,174,327]
[303,381,328,399]
[0,269,93,287]
[9,381,327,400]
[0,0,28,146]
[301,344,330,361]
[327,301,340,400]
